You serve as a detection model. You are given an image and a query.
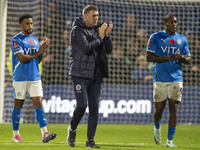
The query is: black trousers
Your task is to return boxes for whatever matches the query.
[70,72,102,140]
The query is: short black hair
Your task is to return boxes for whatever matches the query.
[19,14,33,24]
[164,13,176,23]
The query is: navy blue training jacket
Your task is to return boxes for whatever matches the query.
[68,17,113,79]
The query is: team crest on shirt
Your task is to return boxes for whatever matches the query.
[177,39,182,45]
[34,40,38,45]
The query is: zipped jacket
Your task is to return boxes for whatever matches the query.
[69,17,113,79]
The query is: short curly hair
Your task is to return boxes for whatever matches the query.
[19,14,33,24]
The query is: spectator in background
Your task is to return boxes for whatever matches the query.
[126,34,144,78]
[189,36,200,85]
[126,36,141,62]
[191,37,200,71]
[137,29,149,52]
[124,14,138,38]
[42,0,66,85]
[119,14,139,63]
[185,31,195,47]
[63,27,71,54]
[132,55,153,84]
[182,31,198,85]
[63,27,72,84]
[126,29,150,65]
[122,14,143,74]
[107,38,131,85]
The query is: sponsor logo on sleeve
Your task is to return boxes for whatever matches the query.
[13,41,19,49]
[147,39,151,45]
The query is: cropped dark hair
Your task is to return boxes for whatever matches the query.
[164,13,176,23]
[19,14,33,24]
[82,5,98,15]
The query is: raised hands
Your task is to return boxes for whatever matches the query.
[99,22,113,39]
[105,22,113,37]
[39,37,50,54]
[99,23,107,39]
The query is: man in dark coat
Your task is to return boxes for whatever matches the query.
[67,5,113,148]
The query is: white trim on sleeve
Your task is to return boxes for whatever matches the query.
[146,49,156,53]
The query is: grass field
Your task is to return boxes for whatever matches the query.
[0,124,199,150]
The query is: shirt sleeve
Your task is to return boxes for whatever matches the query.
[183,36,191,56]
[146,33,157,53]
[11,37,23,55]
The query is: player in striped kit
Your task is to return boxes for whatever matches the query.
[11,14,57,143]
[146,14,191,148]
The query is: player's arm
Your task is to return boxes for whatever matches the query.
[16,51,43,63]
[180,38,191,64]
[180,55,191,64]
[16,37,49,63]
[39,37,50,63]
[146,33,169,63]
[147,51,187,63]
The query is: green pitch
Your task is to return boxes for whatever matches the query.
[0,124,199,150]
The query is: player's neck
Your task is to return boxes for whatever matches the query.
[22,31,31,37]
[165,29,175,35]
[84,20,95,28]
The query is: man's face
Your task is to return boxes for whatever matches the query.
[20,18,33,36]
[165,16,178,33]
[84,10,99,27]
[127,14,137,28]
[50,2,57,13]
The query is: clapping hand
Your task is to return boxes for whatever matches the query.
[105,22,113,37]
[39,37,50,54]
[99,22,113,39]
[169,51,185,60]
[99,23,108,39]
